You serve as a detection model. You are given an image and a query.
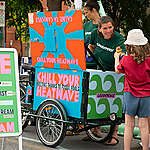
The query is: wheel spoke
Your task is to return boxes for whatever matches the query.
[36,101,66,147]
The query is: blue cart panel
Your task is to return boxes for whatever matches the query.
[33,67,85,118]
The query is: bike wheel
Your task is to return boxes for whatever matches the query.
[36,100,67,148]
[86,124,115,143]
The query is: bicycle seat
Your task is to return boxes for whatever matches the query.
[22,65,35,72]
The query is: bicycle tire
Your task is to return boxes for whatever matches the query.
[36,100,67,148]
[86,124,116,143]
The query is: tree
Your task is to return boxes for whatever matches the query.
[101,0,150,40]
[5,0,42,56]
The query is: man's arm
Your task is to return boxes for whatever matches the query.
[40,0,48,11]
[114,52,121,74]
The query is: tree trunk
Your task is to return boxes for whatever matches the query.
[20,39,23,57]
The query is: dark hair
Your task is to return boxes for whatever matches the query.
[63,0,71,6]
[84,1,100,13]
[87,0,98,2]
[98,16,115,28]
[125,43,150,64]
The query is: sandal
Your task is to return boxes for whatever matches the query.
[66,131,73,136]
[92,131,102,138]
[82,136,91,141]
[73,131,80,135]
[66,130,80,136]
[104,136,119,146]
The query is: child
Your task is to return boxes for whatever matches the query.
[140,117,150,148]
[114,29,150,150]
[149,117,150,148]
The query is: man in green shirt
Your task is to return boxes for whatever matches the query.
[89,16,126,71]
[88,15,126,145]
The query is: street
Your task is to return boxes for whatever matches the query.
[0,125,145,150]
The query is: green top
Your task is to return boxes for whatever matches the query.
[83,21,98,43]
[90,29,126,71]
[83,21,98,69]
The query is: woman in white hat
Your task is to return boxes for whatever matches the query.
[114,29,150,150]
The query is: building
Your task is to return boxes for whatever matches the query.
[0,26,27,57]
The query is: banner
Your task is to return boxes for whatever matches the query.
[33,68,84,118]
[0,48,22,137]
[87,70,124,119]
[28,10,86,70]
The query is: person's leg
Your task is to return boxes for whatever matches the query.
[104,125,119,145]
[138,117,149,150]
[148,117,150,147]
[93,126,101,137]
[112,125,118,138]
[124,114,135,150]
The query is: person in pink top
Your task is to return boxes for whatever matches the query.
[149,117,150,148]
[114,29,150,150]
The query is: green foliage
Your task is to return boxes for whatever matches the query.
[6,0,42,55]
[6,0,42,41]
[5,0,150,56]
[101,0,150,40]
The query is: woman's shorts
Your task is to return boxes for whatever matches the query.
[123,92,150,117]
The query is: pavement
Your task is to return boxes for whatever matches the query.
[0,125,147,150]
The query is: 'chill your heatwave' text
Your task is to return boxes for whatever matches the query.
[36,72,80,102]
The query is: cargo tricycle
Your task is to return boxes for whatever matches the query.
[21,10,125,148]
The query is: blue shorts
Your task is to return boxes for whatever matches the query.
[123,92,150,117]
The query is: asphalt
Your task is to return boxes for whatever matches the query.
[0,125,146,150]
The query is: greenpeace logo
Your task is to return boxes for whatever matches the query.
[85,32,91,35]
[96,93,116,98]
[97,43,114,52]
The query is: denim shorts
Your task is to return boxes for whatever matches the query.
[123,92,150,117]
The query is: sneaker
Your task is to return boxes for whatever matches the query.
[139,142,150,148]
[139,142,142,147]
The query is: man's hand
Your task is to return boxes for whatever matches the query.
[114,52,121,59]
[88,44,96,53]
[114,52,121,74]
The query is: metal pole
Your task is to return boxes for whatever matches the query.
[1,138,4,150]
[18,135,23,150]
[4,1,6,48]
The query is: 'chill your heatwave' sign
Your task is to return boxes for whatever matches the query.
[33,68,84,118]
[0,49,22,137]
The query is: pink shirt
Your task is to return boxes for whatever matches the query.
[117,55,150,97]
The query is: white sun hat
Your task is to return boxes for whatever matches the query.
[124,29,148,45]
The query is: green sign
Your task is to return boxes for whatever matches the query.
[87,70,124,119]
[0,48,22,137]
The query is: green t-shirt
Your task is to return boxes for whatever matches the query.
[90,29,126,71]
[83,21,98,43]
[83,21,98,69]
